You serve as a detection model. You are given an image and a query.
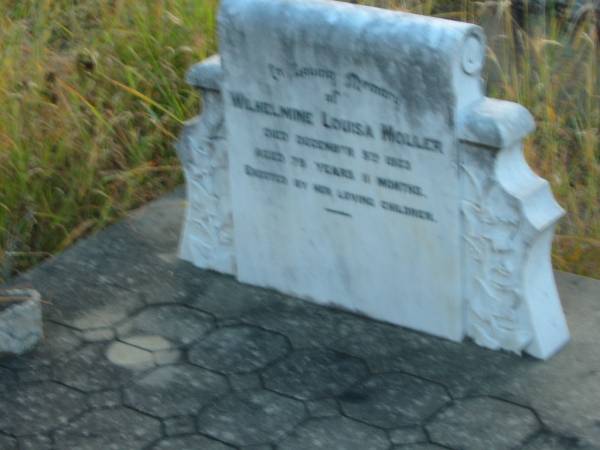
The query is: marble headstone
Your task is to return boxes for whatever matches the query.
[176,0,570,359]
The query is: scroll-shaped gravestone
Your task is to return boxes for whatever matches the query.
[177,0,570,359]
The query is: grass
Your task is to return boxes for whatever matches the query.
[0,0,598,281]
[0,0,218,281]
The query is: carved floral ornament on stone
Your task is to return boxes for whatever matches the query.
[176,0,570,359]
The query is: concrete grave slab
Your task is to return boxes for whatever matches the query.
[278,416,389,450]
[426,397,541,450]
[123,364,228,418]
[151,435,234,450]
[0,434,17,450]
[197,390,305,446]
[0,190,599,448]
[53,407,161,450]
[0,381,87,436]
[0,289,42,357]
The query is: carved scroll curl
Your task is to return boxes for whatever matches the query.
[459,98,569,359]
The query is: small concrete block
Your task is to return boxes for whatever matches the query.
[82,327,115,342]
[163,415,196,436]
[88,390,122,409]
[229,372,263,391]
[306,399,339,418]
[1,321,82,370]
[0,289,43,356]
[389,427,428,445]
[426,397,540,450]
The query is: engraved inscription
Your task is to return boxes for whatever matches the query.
[345,72,401,106]
[235,63,444,224]
[381,201,435,222]
[315,162,354,180]
[362,150,380,163]
[255,148,285,163]
[268,64,337,85]
[381,124,443,153]
[385,155,411,171]
[264,128,289,141]
[294,179,308,189]
[314,184,333,196]
[245,165,287,184]
[338,190,376,207]
[377,177,425,197]
[322,112,374,138]
[230,92,313,125]
[291,156,307,168]
[296,135,354,158]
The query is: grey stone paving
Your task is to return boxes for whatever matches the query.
[263,349,368,400]
[117,304,214,346]
[0,434,17,450]
[197,390,305,446]
[189,325,290,374]
[124,364,228,418]
[0,382,87,436]
[151,435,234,450]
[0,188,599,449]
[1,320,82,370]
[53,407,161,450]
[19,434,53,450]
[426,397,540,450]
[280,416,389,450]
[339,373,450,428]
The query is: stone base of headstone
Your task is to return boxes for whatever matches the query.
[0,289,43,357]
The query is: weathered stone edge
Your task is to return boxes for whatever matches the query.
[185,55,223,91]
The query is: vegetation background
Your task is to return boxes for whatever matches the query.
[0,0,598,282]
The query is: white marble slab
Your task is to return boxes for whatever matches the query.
[177,0,570,359]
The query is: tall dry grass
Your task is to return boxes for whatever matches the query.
[0,0,598,281]
[0,0,218,281]
[481,1,600,277]
[362,2,600,276]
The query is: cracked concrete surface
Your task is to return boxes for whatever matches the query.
[1,188,599,450]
